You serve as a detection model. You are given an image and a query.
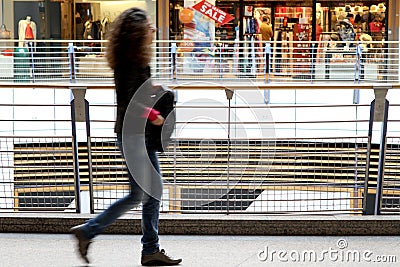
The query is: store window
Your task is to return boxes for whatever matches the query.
[72,0,156,40]
[170,0,239,41]
[170,1,388,42]
[215,1,238,41]
[273,6,313,45]
[170,0,184,40]
[317,1,387,43]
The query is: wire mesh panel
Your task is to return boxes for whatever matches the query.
[0,40,14,81]
[0,138,14,210]
[174,40,267,82]
[151,42,174,81]
[0,136,75,211]
[85,85,371,214]
[1,40,399,84]
[158,137,368,214]
[87,136,368,214]
[89,137,174,213]
[0,41,73,83]
[74,41,113,83]
[28,42,72,83]
[373,42,400,83]
[89,137,134,212]
[381,137,400,214]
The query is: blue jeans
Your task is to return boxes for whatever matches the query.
[80,133,161,255]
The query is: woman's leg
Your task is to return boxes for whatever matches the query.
[139,146,182,265]
[141,194,160,255]
[141,144,162,255]
[84,176,143,239]
[70,134,144,263]
[78,134,145,239]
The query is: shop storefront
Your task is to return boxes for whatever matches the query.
[0,0,157,81]
[0,0,156,41]
[0,0,394,42]
[170,0,389,43]
[168,0,392,78]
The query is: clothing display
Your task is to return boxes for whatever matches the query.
[84,20,101,40]
[75,13,85,39]
[244,17,258,35]
[369,20,383,33]
[337,19,356,42]
[101,17,111,39]
[274,28,291,73]
[18,16,37,47]
[293,23,311,76]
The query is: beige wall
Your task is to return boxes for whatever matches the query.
[0,0,2,25]
[388,0,399,41]
[2,0,14,38]
[157,0,169,40]
[98,1,146,21]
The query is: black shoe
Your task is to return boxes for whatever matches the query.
[70,224,92,264]
[141,249,182,266]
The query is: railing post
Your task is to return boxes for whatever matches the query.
[85,98,94,214]
[233,39,239,75]
[68,43,76,83]
[355,43,363,83]
[363,84,391,215]
[28,42,36,83]
[70,86,94,214]
[310,43,316,82]
[250,37,256,76]
[225,89,234,214]
[170,42,177,81]
[218,42,223,80]
[264,42,271,83]
[264,42,271,104]
[353,43,363,105]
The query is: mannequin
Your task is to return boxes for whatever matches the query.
[84,20,93,40]
[337,19,355,42]
[101,16,111,39]
[18,16,37,47]
[17,16,37,82]
[75,13,84,39]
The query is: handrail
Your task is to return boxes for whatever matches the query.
[1,39,399,45]
[0,39,399,85]
[0,82,399,90]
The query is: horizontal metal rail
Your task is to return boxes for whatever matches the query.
[0,40,399,84]
[0,82,400,90]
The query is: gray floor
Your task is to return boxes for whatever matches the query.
[1,233,400,267]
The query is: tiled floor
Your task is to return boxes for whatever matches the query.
[1,233,399,266]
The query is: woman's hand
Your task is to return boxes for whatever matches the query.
[151,115,164,126]
[143,107,164,125]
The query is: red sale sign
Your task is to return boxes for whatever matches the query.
[192,0,234,25]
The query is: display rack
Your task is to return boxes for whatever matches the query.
[215,4,236,41]
[293,22,311,77]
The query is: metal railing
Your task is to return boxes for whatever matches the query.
[0,83,400,214]
[0,40,399,84]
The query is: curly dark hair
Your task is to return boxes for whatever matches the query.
[106,8,152,69]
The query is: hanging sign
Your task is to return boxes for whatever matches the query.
[192,0,234,25]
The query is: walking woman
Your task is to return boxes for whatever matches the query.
[70,7,181,266]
